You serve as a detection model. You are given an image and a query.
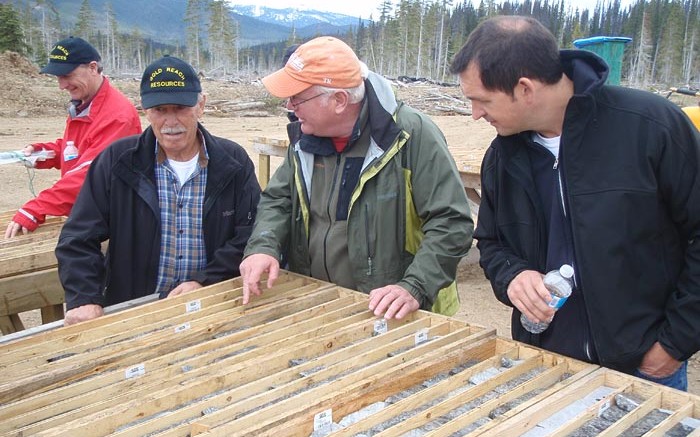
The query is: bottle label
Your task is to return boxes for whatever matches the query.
[548,295,569,309]
[64,141,78,161]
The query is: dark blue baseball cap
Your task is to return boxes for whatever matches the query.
[140,56,202,109]
[40,37,101,76]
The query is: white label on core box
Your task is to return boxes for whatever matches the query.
[314,408,333,430]
[185,300,201,313]
[415,328,429,345]
[373,319,388,335]
[175,322,191,333]
[125,363,145,379]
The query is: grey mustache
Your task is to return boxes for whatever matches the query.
[160,127,187,134]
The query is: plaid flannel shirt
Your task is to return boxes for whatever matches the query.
[154,134,209,297]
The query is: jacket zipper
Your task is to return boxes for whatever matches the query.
[554,156,567,217]
[558,147,592,361]
[365,203,373,276]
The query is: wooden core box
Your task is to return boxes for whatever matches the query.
[1,271,699,436]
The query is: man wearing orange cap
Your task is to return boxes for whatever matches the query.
[240,36,473,319]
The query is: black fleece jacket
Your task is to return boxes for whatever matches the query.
[476,50,700,373]
[56,125,261,310]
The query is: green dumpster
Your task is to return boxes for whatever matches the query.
[573,36,632,85]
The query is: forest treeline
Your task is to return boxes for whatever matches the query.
[1,0,698,88]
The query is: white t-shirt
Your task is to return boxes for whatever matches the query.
[168,153,199,187]
[532,132,561,158]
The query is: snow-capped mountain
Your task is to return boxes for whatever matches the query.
[229,4,367,28]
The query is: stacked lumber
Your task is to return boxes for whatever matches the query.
[3,270,696,436]
[0,212,65,277]
[0,212,66,333]
[0,212,66,236]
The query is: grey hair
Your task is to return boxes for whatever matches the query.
[314,81,365,104]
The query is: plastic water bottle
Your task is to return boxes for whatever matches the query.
[520,264,574,334]
[63,141,78,161]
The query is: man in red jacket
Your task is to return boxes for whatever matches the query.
[4,36,142,238]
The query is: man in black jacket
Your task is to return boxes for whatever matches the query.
[450,16,700,390]
[56,56,261,325]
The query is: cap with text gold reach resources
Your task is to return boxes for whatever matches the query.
[40,37,101,76]
[140,56,202,109]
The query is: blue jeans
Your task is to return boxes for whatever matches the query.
[633,361,687,391]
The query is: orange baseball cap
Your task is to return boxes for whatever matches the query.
[262,36,362,98]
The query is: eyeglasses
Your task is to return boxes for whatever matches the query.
[287,92,325,110]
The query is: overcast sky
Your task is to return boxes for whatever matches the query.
[227,0,634,20]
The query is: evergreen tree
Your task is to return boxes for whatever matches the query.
[0,4,27,55]
[185,0,209,68]
[629,8,654,86]
[5,0,699,88]
[655,1,685,83]
[105,2,118,71]
[74,0,96,41]
[208,0,238,76]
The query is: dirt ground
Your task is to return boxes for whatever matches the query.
[0,50,697,394]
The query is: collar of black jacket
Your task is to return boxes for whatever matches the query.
[560,49,609,96]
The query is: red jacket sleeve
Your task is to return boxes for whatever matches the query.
[15,116,141,230]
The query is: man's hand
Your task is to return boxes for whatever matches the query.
[4,220,29,239]
[22,145,34,156]
[507,270,555,323]
[64,304,104,326]
[239,253,280,304]
[167,281,203,298]
[638,341,682,378]
[368,284,420,320]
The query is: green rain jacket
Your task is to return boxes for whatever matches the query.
[244,71,473,315]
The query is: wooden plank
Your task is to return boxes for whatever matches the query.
[0,227,61,248]
[251,137,288,190]
[251,136,289,149]
[0,314,23,334]
[0,239,58,278]
[0,315,17,335]
[258,153,271,189]
[0,268,63,317]
[0,212,65,230]
[39,304,64,324]
[641,400,694,435]
[0,271,316,356]
[0,294,159,345]
[252,141,288,157]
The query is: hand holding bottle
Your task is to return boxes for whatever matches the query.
[520,264,574,334]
